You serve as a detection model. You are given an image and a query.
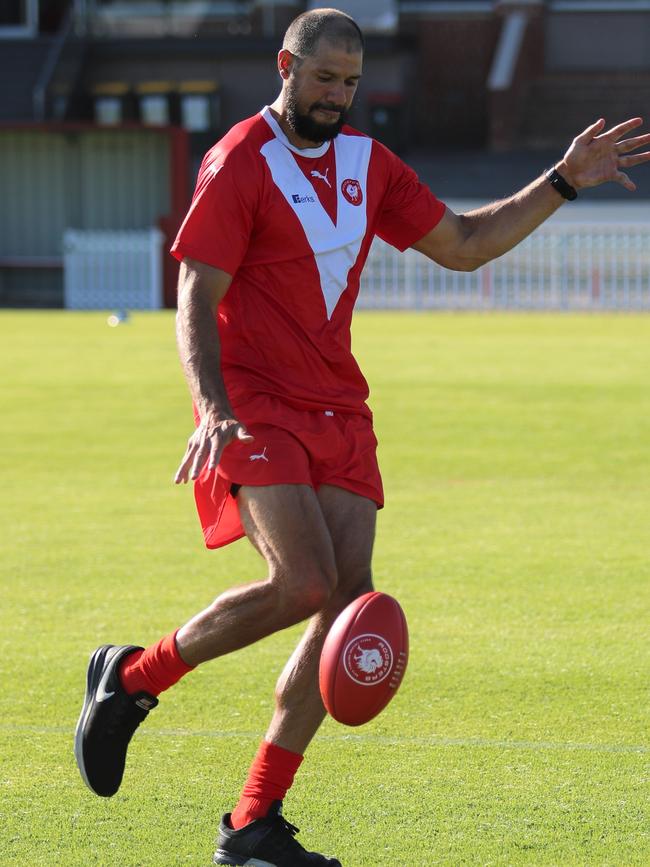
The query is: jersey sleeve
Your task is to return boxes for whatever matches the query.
[374,143,446,252]
[171,147,257,276]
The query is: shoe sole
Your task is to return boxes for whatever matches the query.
[73,644,115,796]
[213,854,275,867]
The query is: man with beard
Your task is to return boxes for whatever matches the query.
[74,7,650,866]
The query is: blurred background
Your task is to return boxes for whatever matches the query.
[1,0,649,310]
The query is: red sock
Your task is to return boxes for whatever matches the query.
[119,629,194,697]
[230,740,304,830]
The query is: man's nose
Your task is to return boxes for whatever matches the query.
[325,82,347,107]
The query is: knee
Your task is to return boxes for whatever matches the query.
[329,567,373,613]
[272,562,337,624]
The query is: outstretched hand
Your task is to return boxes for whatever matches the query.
[174,414,254,484]
[559,117,650,192]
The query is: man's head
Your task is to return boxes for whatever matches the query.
[278,8,364,145]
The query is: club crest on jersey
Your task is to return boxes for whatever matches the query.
[343,633,393,685]
[341,178,363,206]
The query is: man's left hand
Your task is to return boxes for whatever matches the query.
[559,117,650,193]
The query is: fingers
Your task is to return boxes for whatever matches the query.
[174,420,255,484]
[615,170,636,192]
[207,435,223,472]
[616,133,650,154]
[206,423,254,471]
[190,438,211,481]
[601,117,643,142]
[174,441,197,484]
[174,433,211,484]
[575,118,606,143]
[205,422,254,472]
[619,150,650,169]
[174,433,215,484]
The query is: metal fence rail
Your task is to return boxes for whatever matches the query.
[359,223,650,310]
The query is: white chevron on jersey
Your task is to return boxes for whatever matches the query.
[260,108,371,319]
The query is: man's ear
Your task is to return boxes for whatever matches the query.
[278,49,295,80]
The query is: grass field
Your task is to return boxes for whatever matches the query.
[1,311,649,866]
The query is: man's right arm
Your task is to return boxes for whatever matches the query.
[174,257,253,484]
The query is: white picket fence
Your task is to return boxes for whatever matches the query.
[60,207,650,311]
[63,228,163,310]
[360,222,650,311]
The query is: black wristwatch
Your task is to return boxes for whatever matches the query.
[545,166,578,201]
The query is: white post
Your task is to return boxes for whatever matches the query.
[150,228,164,309]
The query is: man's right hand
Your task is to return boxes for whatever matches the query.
[174,414,254,484]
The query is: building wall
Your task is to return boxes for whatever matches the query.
[546,12,650,71]
[0,129,170,256]
[0,128,173,306]
[403,15,499,147]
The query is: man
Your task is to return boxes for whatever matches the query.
[74,8,650,866]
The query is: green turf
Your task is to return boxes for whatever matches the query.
[1,311,649,866]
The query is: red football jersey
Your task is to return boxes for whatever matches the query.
[171,106,445,415]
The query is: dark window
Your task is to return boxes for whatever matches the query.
[0,0,27,27]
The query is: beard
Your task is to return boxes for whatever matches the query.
[285,84,349,144]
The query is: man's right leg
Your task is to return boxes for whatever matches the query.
[74,483,339,799]
[174,483,338,665]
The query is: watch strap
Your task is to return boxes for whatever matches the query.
[545,166,578,201]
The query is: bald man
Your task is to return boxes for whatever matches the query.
[74,7,650,866]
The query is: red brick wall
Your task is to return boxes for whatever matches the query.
[405,17,500,147]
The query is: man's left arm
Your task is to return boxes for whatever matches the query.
[413,117,650,272]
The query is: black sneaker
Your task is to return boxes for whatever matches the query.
[74,644,158,797]
[213,801,342,866]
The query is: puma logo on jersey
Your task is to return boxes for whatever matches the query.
[249,446,269,462]
[311,168,331,188]
[292,193,315,204]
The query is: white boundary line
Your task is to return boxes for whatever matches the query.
[1,725,647,755]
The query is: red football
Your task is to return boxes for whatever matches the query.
[319,591,409,727]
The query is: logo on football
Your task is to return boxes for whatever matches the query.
[343,634,393,685]
[341,178,363,205]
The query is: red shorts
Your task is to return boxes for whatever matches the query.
[193,393,384,549]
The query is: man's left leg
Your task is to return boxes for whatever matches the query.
[226,483,376,834]
[265,483,377,753]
